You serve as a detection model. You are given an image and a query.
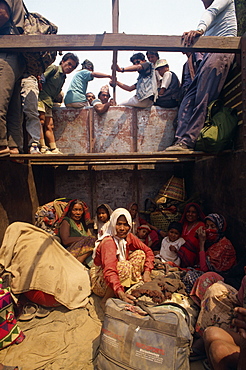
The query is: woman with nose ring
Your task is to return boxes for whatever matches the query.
[58,199,96,265]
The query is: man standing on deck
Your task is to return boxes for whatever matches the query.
[165,0,237,152]
[0,0,25,156]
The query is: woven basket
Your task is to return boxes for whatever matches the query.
[155,176,185,204]
[150,210,181,232]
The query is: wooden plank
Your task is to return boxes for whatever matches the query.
[112,0,119,103]
[1,151,232,167]
[0,34,241,53]
[5,151,229,159]
[240,35,246,149]
[223,72,241,90]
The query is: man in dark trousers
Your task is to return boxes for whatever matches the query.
[0,0,26,156]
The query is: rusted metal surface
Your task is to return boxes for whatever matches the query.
[53,106,176,154]
[93,106,134,153]
[137,107,177,152]
[52,107,90,154]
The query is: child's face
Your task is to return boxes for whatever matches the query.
[61,58,77,74]
[137,229,148,239]
[97,208,109,223]
[168,228,180,242]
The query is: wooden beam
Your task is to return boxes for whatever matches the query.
[0,34,241,53]
[241,34,246,150]
[112,0,119,102]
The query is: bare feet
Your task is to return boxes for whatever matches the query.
[0,146,10,157]
[9,147,19,154]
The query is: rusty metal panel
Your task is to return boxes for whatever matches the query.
[93,106,134,153]
[53,106,176,154]
[53,107,90,154]
[137,106,176,152]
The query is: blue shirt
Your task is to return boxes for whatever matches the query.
[64,69,94,105]
[197,0,237,37]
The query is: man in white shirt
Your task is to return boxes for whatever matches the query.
[154,59,180,109]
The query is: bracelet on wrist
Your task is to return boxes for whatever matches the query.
[121,67,124,73]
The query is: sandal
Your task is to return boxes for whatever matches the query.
[190,352,207,362]
[18,303,38,321]
[190,347,206,362]
[2,366,22,370]
[36,306,52,318]
[202,359,211,370]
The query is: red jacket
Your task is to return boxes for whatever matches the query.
[94,233,154,295]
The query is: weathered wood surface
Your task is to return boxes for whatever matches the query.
[241,34,246,150]
[3,150,226,166]
[0,34,241,53]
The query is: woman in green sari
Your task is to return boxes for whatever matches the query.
[59,199,96,264]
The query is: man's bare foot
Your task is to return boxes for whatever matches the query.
[9,147,19,154]
[0,146,10,157]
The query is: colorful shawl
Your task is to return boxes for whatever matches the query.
[204,237,236,272]
[56,199,93,234]
[204,213,226,247]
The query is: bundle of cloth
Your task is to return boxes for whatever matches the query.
[0,222,91,310]
[130,273,187,304]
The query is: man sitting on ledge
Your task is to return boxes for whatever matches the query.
[154,59,180,109]
[111,52,157,108]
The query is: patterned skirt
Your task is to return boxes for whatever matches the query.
[90,250,145,297]
[67,236,96,259]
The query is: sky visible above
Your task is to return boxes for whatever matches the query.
[24,0,204,103]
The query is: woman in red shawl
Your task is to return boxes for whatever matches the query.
[177,202,205,267]
[57,199,96,264]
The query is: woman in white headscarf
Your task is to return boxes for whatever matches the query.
[90,208,154,308]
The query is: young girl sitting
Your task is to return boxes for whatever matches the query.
[157,221,185,266]
[94,203,113,237]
